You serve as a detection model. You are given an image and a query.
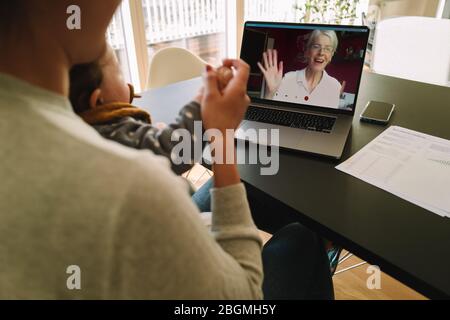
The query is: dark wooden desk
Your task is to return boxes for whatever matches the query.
[135,72,450,299]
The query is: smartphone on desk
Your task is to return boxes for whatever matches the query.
[360,101,395,125]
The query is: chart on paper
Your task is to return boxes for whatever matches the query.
[336,126,450,218]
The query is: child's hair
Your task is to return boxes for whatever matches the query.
[69,62,104,114]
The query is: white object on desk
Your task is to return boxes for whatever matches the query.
[372,16,450,87]
[336,126,450,218]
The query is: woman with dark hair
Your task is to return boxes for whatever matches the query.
[0,0,265,299]
[0,1,333,299]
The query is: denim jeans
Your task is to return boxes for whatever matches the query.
[192,178,334,300]
[191,177,213,212]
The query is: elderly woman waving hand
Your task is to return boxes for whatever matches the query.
[258,30,342,109]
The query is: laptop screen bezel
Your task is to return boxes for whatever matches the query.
[241,21,370,116]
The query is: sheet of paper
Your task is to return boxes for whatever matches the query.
[336,126,450,218]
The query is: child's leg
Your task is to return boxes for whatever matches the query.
[192,177,214,212]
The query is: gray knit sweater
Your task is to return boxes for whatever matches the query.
[0,73,263,299]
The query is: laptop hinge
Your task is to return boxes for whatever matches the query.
[249,101,338,119]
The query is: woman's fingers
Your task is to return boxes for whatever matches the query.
[257,62,267,75]
[279,61,283,76]
[261,49,279,71]
[221,59,250,92]
[203,67,220,98]
[263,51,269,69]
[273,49,278,69]
[222,58,248,69]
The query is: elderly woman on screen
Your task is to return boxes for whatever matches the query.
[258,29,342,108]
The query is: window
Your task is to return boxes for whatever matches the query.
[107,0,230,91]
[107,5,133,85]
[245,0,303,22]
[106,1,374,93]
[245,0,369,25]
[244,0,370,66]
[142,0,227,66]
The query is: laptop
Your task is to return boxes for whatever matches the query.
[236,21,370,159]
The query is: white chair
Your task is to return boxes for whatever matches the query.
[146,47,207,89]
[147,47,212,183]
[334,251,367,275]
[372,16,450,87]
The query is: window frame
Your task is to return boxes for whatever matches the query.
[118,0,242,92]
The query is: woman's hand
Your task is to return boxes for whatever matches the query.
[200,59,251,188]
[194,65,233,104]
[257,49,283,99]
[201,59,251,134]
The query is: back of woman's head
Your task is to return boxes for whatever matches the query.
[0,1,26,37]
[1,0,122,65]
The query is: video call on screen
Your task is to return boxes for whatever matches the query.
[241,24,369,112]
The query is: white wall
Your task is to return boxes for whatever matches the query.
[369,0,440,19]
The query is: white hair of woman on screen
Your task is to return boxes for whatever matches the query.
[258,29,342,108]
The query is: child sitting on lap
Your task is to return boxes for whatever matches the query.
[69,44,204,175]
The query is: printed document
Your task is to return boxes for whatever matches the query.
[336,126,450,218]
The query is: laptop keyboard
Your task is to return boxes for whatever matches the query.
[245,106,336,133]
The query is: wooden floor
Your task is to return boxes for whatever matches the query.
[258,230,426,300]
[186,164,427,300]
[333,250,426,300]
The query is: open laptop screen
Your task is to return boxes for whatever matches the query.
[241,22,369,114]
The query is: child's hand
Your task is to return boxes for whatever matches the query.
[217,66,233,92]
[201,60,250,133]
[154,122,167,130]
[195,64,233,104]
